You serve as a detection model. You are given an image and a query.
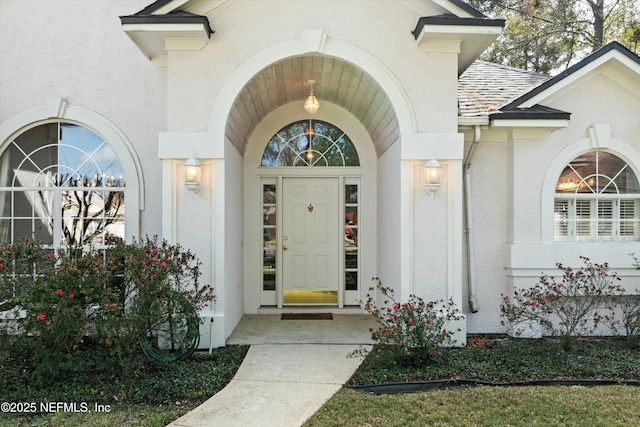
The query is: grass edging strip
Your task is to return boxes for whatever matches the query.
[348,378,640,394]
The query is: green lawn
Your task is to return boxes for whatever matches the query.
[304,336,640,427]
[2,336,639,426]
[305,385,640,427]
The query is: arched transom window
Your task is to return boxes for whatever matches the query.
[261,120,360,167]
[0,122,126,247]
[554,151,640,241]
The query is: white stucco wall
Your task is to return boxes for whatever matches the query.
[461,65,640,335]
[162,0,462,340]
[463,129,511,332]
[498,68,640,334]
[376,142,402,300]
[0,0,167,239]
[10,1,636,344]
[224,140,245,339]
[413,162,449,302]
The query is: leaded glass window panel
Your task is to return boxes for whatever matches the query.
[0,122,125,246]
[261,120,360,167]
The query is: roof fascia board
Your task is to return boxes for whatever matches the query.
[153,0,190,15]
[184,0,231,15]
[416,22,504,39]
[121,22,209,34]
[490,118,569,128]
[458,116,489,126]
[413,16,505,39]
[434,0,485,18]
[506,43,640,109]
[135,0,176,15]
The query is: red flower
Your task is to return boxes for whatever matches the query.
[72,345,78,351]
[69,292,75,298]
[542,298,548,304]
[0,263,4,270]
[48,252,54,258]
[408,319,414,325]
[531,300,539,307]
[56,289,63,296]
[577,337,583,342]
[161,261,167,267]
[392,305,398,311]
[37,313,45,321]
[449,300,455,306]
[204,292,210,299]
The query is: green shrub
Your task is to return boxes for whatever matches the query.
[0,236,214,373]
[500,256,625,348]
[619,293,640,336]
[99,237,213,361]
[16,246,114,354]
[0,237,54,309]
[359,278,464,366]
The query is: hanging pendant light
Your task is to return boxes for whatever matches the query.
[303,80,320,116]
[305,119,315,161]
[303,80,319,163]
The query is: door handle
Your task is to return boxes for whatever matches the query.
[283,245,288,250]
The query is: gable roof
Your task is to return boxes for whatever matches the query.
[492,42,640,124]
[457,42,640,126]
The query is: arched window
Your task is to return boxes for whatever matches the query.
[261,120,359,167]
[554,151,640,241]
[0,122,126,247]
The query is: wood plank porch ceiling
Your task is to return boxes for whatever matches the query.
[226,55,399,157]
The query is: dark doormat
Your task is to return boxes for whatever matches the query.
[281,313,333,320]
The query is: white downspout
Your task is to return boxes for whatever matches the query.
[464,125,481,313]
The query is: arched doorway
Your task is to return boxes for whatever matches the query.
[244,101,377,310]
[210,39,411,322]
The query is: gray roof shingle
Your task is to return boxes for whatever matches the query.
[458,61,550,116]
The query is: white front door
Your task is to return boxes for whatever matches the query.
[282,177,339,304]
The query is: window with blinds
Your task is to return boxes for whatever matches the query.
[554,151,640,242]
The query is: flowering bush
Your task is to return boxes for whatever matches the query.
[500,256,625,348]
[0,237,54,309]
[102,236,213,361]
[16,246,114,353]
[0,236,213,363]
[619,293,640,336]
[361,278,463,365]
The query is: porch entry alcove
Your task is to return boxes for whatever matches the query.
[246,111,377,310]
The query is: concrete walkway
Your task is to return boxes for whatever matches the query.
[169,314,376,427]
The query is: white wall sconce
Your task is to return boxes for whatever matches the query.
[423,159,442,197]
[184,156,202,193]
